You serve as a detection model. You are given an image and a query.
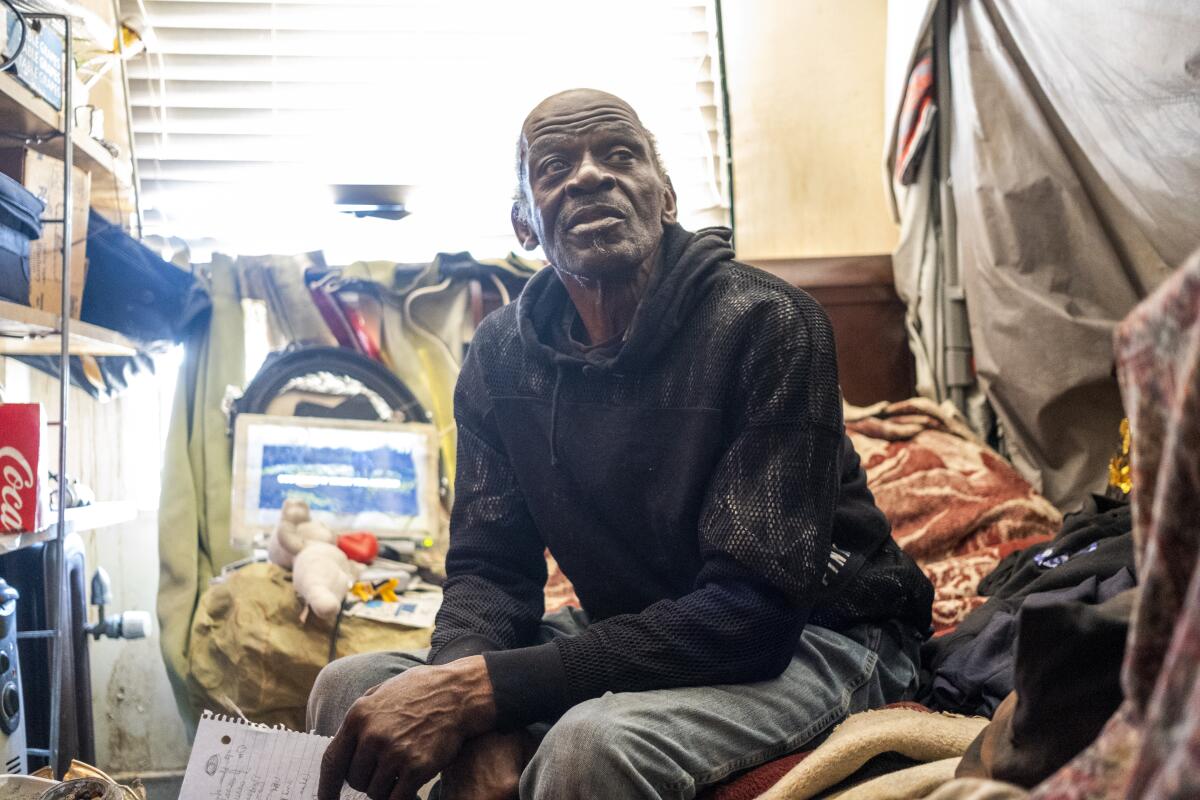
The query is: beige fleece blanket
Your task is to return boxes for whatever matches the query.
[758,707,989,800]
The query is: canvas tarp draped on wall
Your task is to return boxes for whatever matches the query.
[887,0,1200,509]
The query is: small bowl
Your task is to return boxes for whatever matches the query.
[37,777,123,800]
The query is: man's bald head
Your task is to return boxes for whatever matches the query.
[520,89,649,148]
[508,87,677,278]
[513,89,668,224]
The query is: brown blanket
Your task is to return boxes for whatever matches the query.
[846,399,1061,632]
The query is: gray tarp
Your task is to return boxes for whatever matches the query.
[889,0,1200,509]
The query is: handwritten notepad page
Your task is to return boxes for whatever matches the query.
[180,712,367,800]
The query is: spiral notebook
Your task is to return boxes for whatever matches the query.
[179,711,368,799]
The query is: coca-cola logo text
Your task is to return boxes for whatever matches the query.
[0,446,34,532]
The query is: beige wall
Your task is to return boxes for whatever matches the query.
[722,0,898,259]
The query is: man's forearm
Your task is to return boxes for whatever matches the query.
[428,573,546,665]
[430,402,550,664]
[429,632,506,665]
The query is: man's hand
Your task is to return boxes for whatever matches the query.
[439,730,534,800]
[318,656,496,800]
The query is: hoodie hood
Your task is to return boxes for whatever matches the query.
[517,223,735,374]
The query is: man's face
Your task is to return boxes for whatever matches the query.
[513,91,677,279]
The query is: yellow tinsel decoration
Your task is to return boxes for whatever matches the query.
[1108,418,1132,494]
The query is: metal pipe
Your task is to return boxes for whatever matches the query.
[933,0,971,414]
[712,0,736,241]
[52,9,71,776]
[15,630,57,639]
[110,0,144,238]
[24,11,74,779]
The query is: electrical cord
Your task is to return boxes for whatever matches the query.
[0,130,60,143]
[327,603,346,663]
[0,0,27,73]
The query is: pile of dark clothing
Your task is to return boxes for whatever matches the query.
[916,494,1137,788]
[17,210,209,398]
[918,495,1134,717]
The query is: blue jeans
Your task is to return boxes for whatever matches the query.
[308,609,920,799]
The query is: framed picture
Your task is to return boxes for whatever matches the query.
[230,413,440,549]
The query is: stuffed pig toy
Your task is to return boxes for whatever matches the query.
[292,540,363,621]
[267,498,337,569]
[266,499,359,620]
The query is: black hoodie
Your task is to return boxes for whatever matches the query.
[430,224,933,727]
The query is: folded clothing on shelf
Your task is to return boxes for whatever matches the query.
[81,209,210,344]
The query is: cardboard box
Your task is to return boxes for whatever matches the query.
[0,149,91,318]
[0,403,47,535]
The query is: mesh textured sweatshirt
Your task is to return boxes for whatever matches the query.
[429,224,934,727]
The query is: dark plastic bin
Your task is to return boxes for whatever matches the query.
[0,170,44,304]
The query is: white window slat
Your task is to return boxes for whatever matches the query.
[126,0,731,260]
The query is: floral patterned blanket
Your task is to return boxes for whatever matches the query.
[845,398,1061,633]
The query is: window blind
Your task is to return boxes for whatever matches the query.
[125,0,731,261]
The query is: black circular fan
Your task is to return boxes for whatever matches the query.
[232,346,428,425]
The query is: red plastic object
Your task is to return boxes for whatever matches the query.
[337,531,379,564]
[0,403,46,534]
[341,303,383,361]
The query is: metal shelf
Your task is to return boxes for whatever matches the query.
[0,11,131,777]
[0,71,131,186]
[0,521,56,554]
[0,501,138,555]
[63,500,138,533]
[0,299,138,356]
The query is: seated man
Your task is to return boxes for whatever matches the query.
[311,88,934,800]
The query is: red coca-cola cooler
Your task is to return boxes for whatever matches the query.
[0,404,48,538]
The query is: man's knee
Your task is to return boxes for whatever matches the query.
[523,698,688,799]
[537,702,625,769]
[306,650,426,736]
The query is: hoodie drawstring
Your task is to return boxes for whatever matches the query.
[549,364,564,467]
